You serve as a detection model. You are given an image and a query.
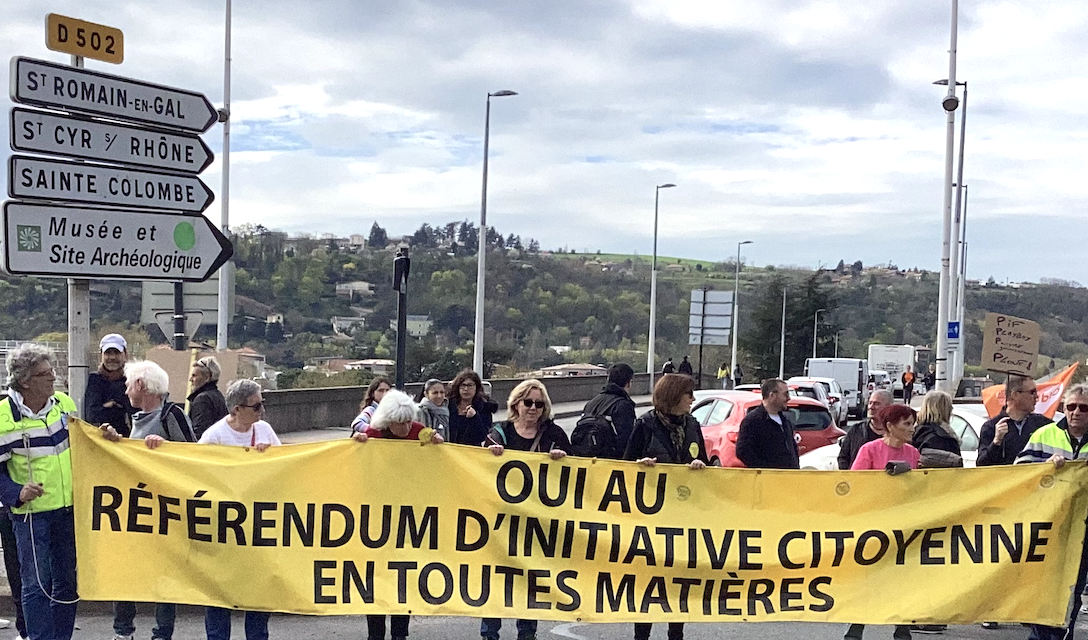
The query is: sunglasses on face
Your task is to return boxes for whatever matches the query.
[240,401,264,411]
[521,399,546,410]
[1065,403,1088,414]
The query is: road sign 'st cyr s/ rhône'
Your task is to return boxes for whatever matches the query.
[2,202,232,282]
[10,107,214,174]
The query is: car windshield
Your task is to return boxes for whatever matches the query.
[788,406,833,431]
[791,388,819,400]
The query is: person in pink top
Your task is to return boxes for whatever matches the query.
[851,404,920,471]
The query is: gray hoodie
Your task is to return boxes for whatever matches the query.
[418,399,449,439]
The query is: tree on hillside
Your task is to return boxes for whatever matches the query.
[368,222,388,249]
[740,274,837,379]
[412,223,436,248]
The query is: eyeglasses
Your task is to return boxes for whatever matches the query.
[240,401,264,411]
[1018,388,1039,396]
[31,368,56,378]
[521,399,546,409]
[1064,403,1088,414]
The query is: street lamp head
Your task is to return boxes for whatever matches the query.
[489,90,518,97]
[739,240,753,246]
[932,79,967,86]
[657,183,676,189]
[941,94,960,112]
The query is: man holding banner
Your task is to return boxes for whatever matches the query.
[1015,383,1088,640]
[978,375,1052,467]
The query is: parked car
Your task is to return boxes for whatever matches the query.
[788,376,848,425]
[797,404,986,470]
[690,391,845,467]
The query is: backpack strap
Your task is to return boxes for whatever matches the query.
[160,402,196,442]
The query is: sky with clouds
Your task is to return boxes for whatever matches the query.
[2,0,1086,284]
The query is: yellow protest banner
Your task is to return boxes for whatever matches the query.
[70,419,1087,625]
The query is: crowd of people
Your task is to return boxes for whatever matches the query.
[1,338,1086,640]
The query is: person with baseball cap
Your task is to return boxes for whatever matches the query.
[84,333,136,437]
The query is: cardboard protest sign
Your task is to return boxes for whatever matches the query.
[980,312,1040,376]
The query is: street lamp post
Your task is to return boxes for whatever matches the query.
[778,287,786,379]
[935,0,961,394]
[729,240,753,383]
[934,78,968,379]
[955,184,969,380]
[647,183,676,390]
[473,90,517,376]
[812,308,825,359]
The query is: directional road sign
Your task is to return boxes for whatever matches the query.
[9,155,214,212]
[2,201,232,282]
[10,108,213,174]
[10,57,217,133]
[46,14,124,65]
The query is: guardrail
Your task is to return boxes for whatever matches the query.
[263,372,719,433]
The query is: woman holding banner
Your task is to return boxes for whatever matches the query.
[624,373,707,640]
[351,389,443,640]
[482,379,569,640]
[199,379,279,640]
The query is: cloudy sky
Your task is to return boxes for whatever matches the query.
[3,1,1086,283]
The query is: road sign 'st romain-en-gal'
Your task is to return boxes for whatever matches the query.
[10,107,213,174]
[10,57,218,133]
[2,201,232,282]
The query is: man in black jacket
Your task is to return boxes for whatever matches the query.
[736,378,799,469]
[187,356,228,439]
[579,363,637,459]
[977,374,1050,466]
[837,389,893,470]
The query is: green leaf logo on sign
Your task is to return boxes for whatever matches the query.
[16,225,41,252]
[173,222,196,251]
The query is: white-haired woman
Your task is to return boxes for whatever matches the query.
[100,362,192,640]
[350,388,441,640]
[102,360,195,448]
[480,379,569,640]
[198,379,279,639]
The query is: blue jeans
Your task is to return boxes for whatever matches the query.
[114,601,176,639]
[12,506,77,640]
[480,618,536,639]
[205,607,270,640]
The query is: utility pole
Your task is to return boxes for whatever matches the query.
[393,246,411,389]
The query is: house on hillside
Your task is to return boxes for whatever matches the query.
[539,363,607,377]
[331,316,367,335]
[336,281,374,300]
[345,359,395,376]
[389,315,433,338]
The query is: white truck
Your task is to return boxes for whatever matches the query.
[803,357,870,418]
[867,345,917,395]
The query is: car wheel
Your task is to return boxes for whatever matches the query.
[710,456,722,467]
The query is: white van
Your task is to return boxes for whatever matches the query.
[803,358,870,418]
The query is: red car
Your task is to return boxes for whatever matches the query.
[691,390,845,467]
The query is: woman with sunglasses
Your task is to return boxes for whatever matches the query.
[197,379,279,640]
[1015,383,1088,640]
[481,379,568,640]
[198,379,280,451]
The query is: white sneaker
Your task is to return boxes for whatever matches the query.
[0,620,8,630]
[113,635,133,640]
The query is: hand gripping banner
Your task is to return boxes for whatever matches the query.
[70,419,1088,625]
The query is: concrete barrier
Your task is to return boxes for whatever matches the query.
[262,372,715,432]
